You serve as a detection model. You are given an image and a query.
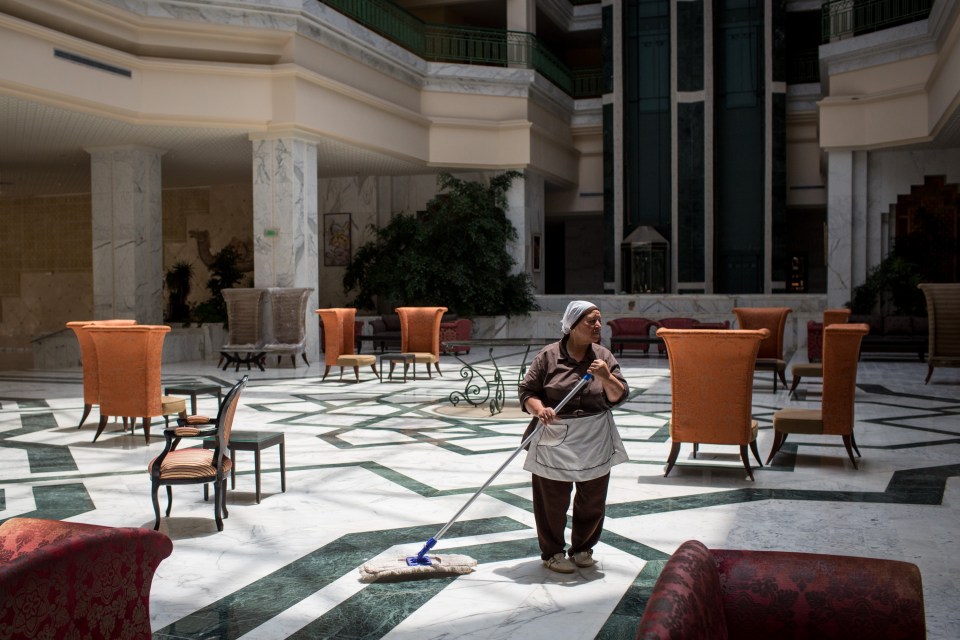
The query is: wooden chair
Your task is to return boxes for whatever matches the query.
[767,323,870,469]
[0,517,172,639]
[732,307,793,392]
[263,287,313,367]
[919,283,960,384]
[789,308,851,397]
[87,325,187,444]
[66,319,137,428]
[316,308,377,382]
[148,376,248,532]
[219,288,267,371]
[657,328,769,480]
[396,306,447,379]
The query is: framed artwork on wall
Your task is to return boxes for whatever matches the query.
[532,232,542,272]
[324,213,351,267]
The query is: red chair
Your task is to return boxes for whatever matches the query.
[732,307,793,392]
[0,517,172,639]
[636,539,925,640]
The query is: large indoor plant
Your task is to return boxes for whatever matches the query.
[343,171,537,317]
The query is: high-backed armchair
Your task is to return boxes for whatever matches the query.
[0,517,173,639]
[396,306,447,379]
[316,308,378,382]
[657,328,769,480]
[636,539,925,640]
[790,308,852,396]
[768,323,870,469]
[919,283,960,384]
[732,307,793,391]
[220,287,267,372]
[263,287,313,367]
[66,319,137,428]
[87,325,186,444]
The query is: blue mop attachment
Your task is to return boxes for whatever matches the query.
[407,537,437,566]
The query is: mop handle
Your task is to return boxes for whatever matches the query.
[428,372,594,546]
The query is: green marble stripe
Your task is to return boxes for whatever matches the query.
[153,517,528,640]
[0,411,79,473]
[0,483,94,525]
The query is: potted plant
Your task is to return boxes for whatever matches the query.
[164,261,193,324]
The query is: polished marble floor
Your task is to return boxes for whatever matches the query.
[1,347,959,639]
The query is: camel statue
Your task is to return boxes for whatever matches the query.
[189,229,254,272]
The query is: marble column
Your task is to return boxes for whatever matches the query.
[251,136,320,363]
[88,146,164,324]
[505,171,544,279]
[826,150,853,309]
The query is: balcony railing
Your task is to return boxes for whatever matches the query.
[787,50,820,84]
[822,0,935,42]
[322,0,600,98]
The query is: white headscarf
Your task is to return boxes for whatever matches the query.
[561,300,598,335]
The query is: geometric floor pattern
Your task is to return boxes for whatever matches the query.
[2,347,959,639]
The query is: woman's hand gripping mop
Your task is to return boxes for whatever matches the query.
[359,374,594,582]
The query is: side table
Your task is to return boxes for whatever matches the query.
[164,382,223,416]
[379,353,415,382]
[203,431,285,504]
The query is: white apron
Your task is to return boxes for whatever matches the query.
[523,411,628,482]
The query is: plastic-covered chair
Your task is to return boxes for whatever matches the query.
[397,306,447,379]
[66,319,137,428]
[732,307,793,391]
[919,283,960,384]
[0,517,172,640]
[791,308,851,396]
[87,325,186,444]
[148,376,247,532]
[768,323,870,469]
[263,287,314,367]
[658,327,769,480]
[316,308,377,382]
[220,288,267,372]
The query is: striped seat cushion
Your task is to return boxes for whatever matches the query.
[148,448,232,480]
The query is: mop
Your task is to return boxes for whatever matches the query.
[359,373,594,582]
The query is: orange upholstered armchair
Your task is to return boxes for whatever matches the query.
[316,308,378,382]
[768,323,870,469]
[0,517,172,639]
[791,308,851,396]
[397,306,447,378]
[658,328,769,480]
[732,307,793,391]
[87,325,186,444]
[66,319,137,428]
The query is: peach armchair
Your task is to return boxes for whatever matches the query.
[397,306,448,379]
[732,306,792,391]
[919,283,960,384]
[316,308,378,382]
[657,328,769,480]
[0,517,173,639]
[66,319,137,428]
[87,324,187,444]
[768,323,870,469]
[789,308,851,396]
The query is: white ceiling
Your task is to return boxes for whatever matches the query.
[0,94,432,200]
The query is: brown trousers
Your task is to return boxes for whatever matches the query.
[531,472,610,560]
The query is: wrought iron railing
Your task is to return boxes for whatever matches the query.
[321,0,600,98]
[572,67,603,98]
[822,0,935,42]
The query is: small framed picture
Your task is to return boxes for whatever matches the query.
[532,233,542,272]
[324,213,351,267]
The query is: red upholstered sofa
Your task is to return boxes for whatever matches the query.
[0,517,173,639]
[636,539,925,640]
[440,318,472,354]
[607,318,659,356]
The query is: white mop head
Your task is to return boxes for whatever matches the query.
[358,554,477,582]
